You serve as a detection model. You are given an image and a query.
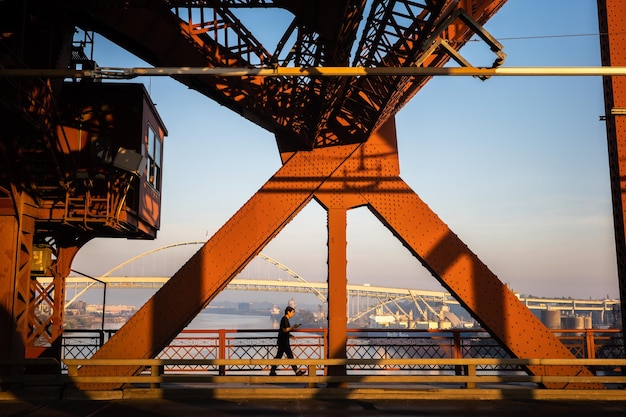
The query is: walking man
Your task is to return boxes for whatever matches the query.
[269,306,306,376]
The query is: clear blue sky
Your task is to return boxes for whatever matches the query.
[72,0,619,301]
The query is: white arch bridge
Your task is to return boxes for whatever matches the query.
[56,275,620,327]
[57,242,620,327]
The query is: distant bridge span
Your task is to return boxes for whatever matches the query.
[60,274,457,323]
[56,275,620,326]
[61,243,619,325]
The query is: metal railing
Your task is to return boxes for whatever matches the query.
[61,327,625,375]
[1,328,625,401]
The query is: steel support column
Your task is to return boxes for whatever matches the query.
[0,188,79,361]
[0,210,23,360]
[325,208,348,379]
[314,121,396,378]
[0,190,35,361]
[597,0,626,338]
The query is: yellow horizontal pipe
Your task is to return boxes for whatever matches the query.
[3,66,626,79]
[131,66,626,77]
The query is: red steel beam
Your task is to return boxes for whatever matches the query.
[597,0,626,343]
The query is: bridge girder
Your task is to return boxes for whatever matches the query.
[0,0,623,393]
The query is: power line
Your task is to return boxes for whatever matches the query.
[497,33,600,41]
[472,31,626,42]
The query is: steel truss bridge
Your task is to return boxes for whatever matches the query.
[2,0,626,393]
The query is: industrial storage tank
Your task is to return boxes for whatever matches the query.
[564,316,586,329]
[541,310,561,329]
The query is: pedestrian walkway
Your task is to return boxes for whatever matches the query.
[1,396,626,417]
[2,381,626,417]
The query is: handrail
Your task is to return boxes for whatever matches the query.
[62,357,626,367]
[3,357,626,401]
[61,358,626,386]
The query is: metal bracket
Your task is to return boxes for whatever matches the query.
[418,8,507,80]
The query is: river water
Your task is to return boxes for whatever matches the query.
[186,312,274,330]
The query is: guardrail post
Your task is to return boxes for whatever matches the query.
[323,328,328,376]
[219,330,226,376]
[453,330,466,377]
[151,364,162,388]
[307,364,316,388]
[465,363,476,389]
[585,329,596,359]
[66,364,78,377]
[64,363,78,389]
